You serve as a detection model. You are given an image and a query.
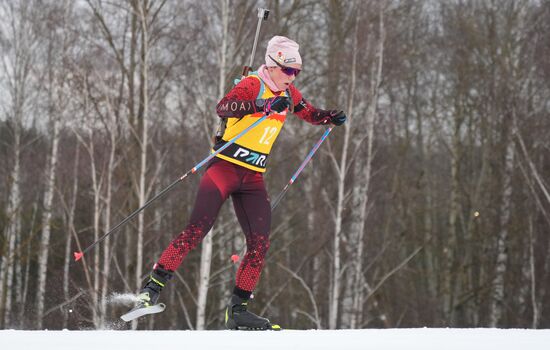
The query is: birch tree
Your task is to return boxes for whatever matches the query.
[322,0,354,329]
[35,0,74,329]
[61,144,80,329]
[132,2,151,325]
[348,2,385,329]
[0,0,39,328]
[193,0,232,330]
[195,0,232,330]
[488,1,528,326]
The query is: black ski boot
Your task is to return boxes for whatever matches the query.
[137,266,173,306]
[120,266,173,322]
[225,294,281,331]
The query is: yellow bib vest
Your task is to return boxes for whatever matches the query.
[213,74,288,172]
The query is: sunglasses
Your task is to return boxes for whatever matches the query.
[268,55,301,77]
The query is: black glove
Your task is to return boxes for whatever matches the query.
[329,110,347,126]
[315,110,347,126]
[263,96,290,114]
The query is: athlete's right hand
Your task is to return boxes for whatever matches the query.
[264,96,290,114]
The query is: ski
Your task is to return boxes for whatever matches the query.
[120,303,166,322]
[228,323,282,331]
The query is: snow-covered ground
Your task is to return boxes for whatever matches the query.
[1,328,550,350]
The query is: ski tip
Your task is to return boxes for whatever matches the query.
[74,251,84,262]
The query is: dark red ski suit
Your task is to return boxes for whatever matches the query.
[156,76,335,297]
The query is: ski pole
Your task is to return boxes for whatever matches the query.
[270,127,333,210]
[74,114,270,262]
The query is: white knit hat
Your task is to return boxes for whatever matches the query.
[265,36,302,67]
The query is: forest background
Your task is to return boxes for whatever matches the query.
[1,0,550,330]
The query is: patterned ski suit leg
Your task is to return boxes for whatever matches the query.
[156,158,271,296]
[231,170,271,293]
[157,159,238,271]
